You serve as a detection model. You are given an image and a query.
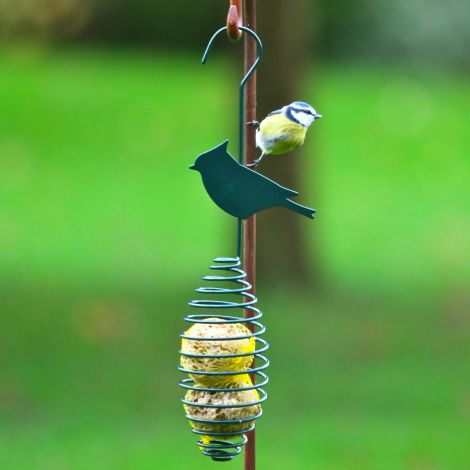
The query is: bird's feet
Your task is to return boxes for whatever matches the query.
[246,159,261,168]
[246,120,260,129]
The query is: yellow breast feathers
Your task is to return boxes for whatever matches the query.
[257,113,307,155]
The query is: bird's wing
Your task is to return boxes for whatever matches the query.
[242,165,299,198]
[268,133,290,143]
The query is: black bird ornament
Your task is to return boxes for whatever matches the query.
[190,141,315,219]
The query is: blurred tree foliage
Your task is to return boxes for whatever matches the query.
[85,0,222,49]
[317,0,469,67]
[0,0,94,40]
[1,0,468,67]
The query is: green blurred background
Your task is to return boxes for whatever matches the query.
[0,1,469,468]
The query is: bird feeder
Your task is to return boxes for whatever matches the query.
[178,2,315,466]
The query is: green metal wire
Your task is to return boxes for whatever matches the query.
[201,26,263,258]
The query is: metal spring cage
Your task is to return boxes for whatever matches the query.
[178,257,269,461]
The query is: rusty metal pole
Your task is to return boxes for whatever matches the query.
[243,1,257,469]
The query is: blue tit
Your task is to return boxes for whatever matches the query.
[247,101,322,167]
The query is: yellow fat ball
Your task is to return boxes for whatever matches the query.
[184,385,260,438]
[180,319,255,388]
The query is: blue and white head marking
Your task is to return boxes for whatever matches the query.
[284,101,321,127]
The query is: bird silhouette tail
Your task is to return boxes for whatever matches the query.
[282,199,316,219]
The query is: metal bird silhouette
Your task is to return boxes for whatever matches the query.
[189,140,315,219]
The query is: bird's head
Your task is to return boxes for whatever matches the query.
[189,149,213,173]
[284,101,321,128]
[189,140,232,173]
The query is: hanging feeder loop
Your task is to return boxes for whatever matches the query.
[227,0,243,42]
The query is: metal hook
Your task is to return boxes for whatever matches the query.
[201,25,263,164]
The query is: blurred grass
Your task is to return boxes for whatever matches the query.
[0,48,469,468]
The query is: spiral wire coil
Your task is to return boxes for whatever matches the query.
[178,257,269,461]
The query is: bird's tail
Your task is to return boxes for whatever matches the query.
[282,199,316,219]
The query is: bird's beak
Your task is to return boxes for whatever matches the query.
[314,113,322,119]
[189,163,196,170]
